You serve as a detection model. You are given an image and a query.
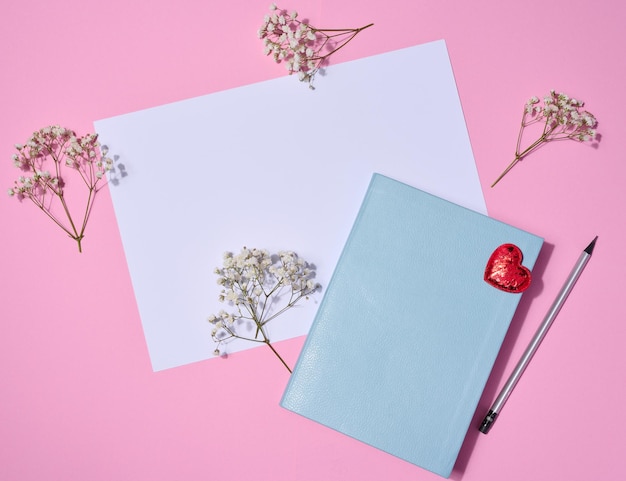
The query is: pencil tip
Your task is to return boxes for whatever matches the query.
[585,236,598,255]
[478,410,497,434]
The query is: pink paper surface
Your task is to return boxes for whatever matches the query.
[1,1,624,480]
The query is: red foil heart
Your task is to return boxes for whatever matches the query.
[484,244,532,293]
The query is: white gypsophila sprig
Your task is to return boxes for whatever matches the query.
[258,4,373,88]
[491,90,598,187]
[8,125,113,252]
[208,247,320,372]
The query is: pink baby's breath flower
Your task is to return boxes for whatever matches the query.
[8,125,113,252]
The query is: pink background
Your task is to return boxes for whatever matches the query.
[1,1,624,480]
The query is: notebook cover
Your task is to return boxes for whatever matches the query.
[280,173,543,478]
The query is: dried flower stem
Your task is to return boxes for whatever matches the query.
[259,4,373,87]
[264,338,292,373]
[212,318,293,372]
[8,126,113,252]
[310,23,374,62]
[209,248,319,372]
[491,123,549,188]
[491,90,597,187]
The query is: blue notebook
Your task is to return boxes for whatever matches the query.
[280,173,543,478]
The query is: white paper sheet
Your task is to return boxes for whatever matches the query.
[94,39,486,371]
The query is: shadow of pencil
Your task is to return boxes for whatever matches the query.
[450,241,555,479]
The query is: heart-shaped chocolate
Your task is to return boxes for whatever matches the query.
[484,244,532,293]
